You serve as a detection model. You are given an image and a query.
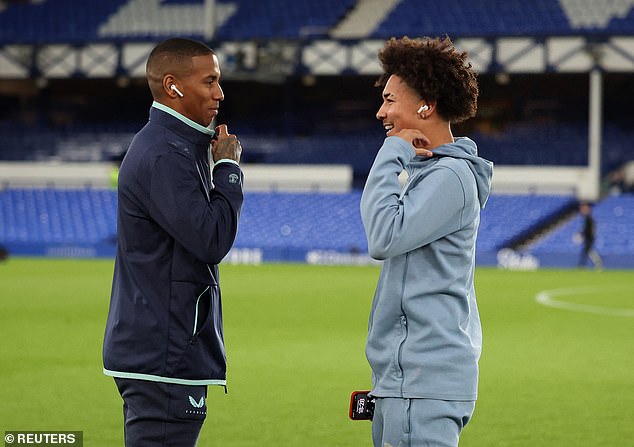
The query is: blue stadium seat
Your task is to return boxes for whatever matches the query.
[0,188,117,245]
[234,191,367,252]
[216,0,355,39]
[0,0,128,43]
[473,122,590,167]
[476,194,576,254]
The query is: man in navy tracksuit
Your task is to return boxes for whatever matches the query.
[103,38,243,446]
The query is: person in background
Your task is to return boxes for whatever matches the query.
[578,202,602,270]
[102,37,244,446]
[360,36,493,447]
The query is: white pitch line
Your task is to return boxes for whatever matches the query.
[535,287,634,317]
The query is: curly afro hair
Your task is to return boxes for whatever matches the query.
[376,36,479,124]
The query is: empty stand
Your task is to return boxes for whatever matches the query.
[0,0,356,42]
[1,120,632,186]
[372,0,634,38]
[0,188,116,244]
[233,191,366,252]
[2,186,632,267]
[217,0,356,39]
[0,0,128,43]
[2,0,633,43]
[3,186,620,266]
[477,194,576,254]
[1,1,633,268]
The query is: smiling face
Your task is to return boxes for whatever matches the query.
[376,75,422,135]
[178,54,224,127]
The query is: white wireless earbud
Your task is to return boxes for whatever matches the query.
[170,85,184,98]
[417,105,429,114]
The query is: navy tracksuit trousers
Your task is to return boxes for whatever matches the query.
[115,378,208,446]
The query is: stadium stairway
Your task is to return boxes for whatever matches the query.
[527,194,634,269]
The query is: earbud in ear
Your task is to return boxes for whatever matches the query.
[170,85,184,98]
[417,105,429,114]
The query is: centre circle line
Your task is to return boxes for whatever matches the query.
[535,286,634,317]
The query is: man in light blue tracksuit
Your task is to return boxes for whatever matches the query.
[361,36,493,447]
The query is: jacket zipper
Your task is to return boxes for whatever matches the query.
[394,315,407,378]
[394,253,410,379]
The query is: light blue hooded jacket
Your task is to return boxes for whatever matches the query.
[360,135,493,400]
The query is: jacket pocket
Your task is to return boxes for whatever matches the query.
[193,285,211,337]
[168,281,210,340]
[166,282,219,375]
[169,281,226,380]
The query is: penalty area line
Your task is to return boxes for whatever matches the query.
[535,287,634,317]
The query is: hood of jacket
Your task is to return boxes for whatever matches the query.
[409,137,493,208]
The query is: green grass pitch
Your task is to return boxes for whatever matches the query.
[0,258,632,446]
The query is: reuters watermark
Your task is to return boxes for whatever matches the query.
[4,432,82,446]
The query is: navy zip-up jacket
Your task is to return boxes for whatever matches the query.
[103,103,243,386]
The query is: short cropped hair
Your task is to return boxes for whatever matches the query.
[146,38,214,98]
[376,36,479,124]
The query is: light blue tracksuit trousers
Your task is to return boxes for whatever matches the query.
[372,398,476,447]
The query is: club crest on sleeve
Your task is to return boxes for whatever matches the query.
[228,173,240,184]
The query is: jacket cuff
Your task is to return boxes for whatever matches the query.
[214,159,240,167]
